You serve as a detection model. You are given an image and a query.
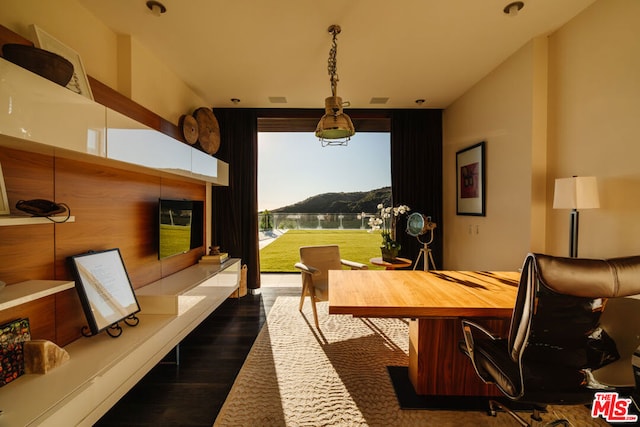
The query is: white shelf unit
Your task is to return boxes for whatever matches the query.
[0,260,241,427]
[0,216,76,227]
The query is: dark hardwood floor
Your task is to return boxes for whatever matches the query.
[95,286,300,427]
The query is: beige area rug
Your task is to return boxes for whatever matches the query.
[213,297,607,426]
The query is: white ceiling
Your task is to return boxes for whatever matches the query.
[79,0,595,110]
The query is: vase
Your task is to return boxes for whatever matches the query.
[381,247,399,263]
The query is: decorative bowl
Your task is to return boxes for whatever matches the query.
[2,43,74,87]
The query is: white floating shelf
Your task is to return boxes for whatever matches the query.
[0,216,75,226]
[0,280,75,311]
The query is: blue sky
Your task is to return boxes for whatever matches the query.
[258,132,391,211]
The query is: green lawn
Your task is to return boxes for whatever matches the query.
[259,229,386,272]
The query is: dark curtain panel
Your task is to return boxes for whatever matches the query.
[211,108,261,289]
[391,109,443,269]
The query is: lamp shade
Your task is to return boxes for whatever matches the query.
[553,176,600,210]
[315,96,355,141]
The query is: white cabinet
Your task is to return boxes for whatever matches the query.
[105,108,191,173]
[105,108,228,184]
[191,146,222,183]
[0,58,105,157]
[0,57,228,186]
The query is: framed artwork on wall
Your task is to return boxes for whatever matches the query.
[456,141,485,216]
[0,162,9,215]
[30,24,94,100]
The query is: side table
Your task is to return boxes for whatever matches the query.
[370,257,413,270]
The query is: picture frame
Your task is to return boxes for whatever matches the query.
[68,248,140,337]
[456,141,485,216]
[30,24,94,100]
[0,161,9,215]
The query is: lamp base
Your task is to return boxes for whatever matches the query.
[569,209,579,258]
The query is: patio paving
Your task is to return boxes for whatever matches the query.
[260,272,300,287]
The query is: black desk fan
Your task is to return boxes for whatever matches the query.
[406,213,437,271]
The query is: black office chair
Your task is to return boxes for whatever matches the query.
[460,253,640,426]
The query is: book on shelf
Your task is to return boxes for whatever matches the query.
[199,252,229,264]
[0,318,31,386]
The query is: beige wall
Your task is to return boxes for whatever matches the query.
[1,0,206,123]
[443,38,546,271]
[546,0,640,259]
[443,0,640,269]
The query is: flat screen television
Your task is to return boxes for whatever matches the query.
[158,199,204,259]
[68,248,141,336]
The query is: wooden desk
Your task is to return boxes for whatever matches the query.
[370,257,413,270]
[328,270,519,396]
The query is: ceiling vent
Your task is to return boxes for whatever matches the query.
[369,97,389,105]
[268,96,288,104]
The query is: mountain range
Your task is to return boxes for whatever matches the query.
[271,187,391,214]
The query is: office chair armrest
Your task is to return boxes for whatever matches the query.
[461,319,500,362]
[461,319,499,342]
[294,262,320,276]
[341,259,368,270]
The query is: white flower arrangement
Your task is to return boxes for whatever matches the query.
[368,203,411,250]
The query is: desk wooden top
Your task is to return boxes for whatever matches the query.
[328,270,519,318]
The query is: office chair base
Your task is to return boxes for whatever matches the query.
[489,400,569,427]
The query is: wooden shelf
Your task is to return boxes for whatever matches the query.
[0,280,75,311]
[0,216,76,226]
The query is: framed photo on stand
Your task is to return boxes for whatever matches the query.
[68,248,141,338]
[456,141,486,216]
[30,24,94,100]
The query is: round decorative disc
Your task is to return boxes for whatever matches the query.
[179,114,199,145]
[193,107,221,154]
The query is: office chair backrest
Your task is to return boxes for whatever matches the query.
[508,253,640,369]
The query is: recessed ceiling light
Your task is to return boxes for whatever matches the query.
[503,1,524,17]
[415,99,426,105]
[369,97,389,105]
[230,98,241,104]
[146,1,167,16]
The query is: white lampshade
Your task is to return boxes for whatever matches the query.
[553,176,600,210]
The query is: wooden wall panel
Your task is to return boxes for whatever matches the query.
[0,147,55,215]
[53,157,163,287]
[0,296,56,342]
[1,149,206,345]
[0,148,56,284]
[55,288,89,346]
[0,225,55,285]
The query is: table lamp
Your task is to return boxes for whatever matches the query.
[553,176,600,258]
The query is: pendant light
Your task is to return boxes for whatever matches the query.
[315,25,355,146]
